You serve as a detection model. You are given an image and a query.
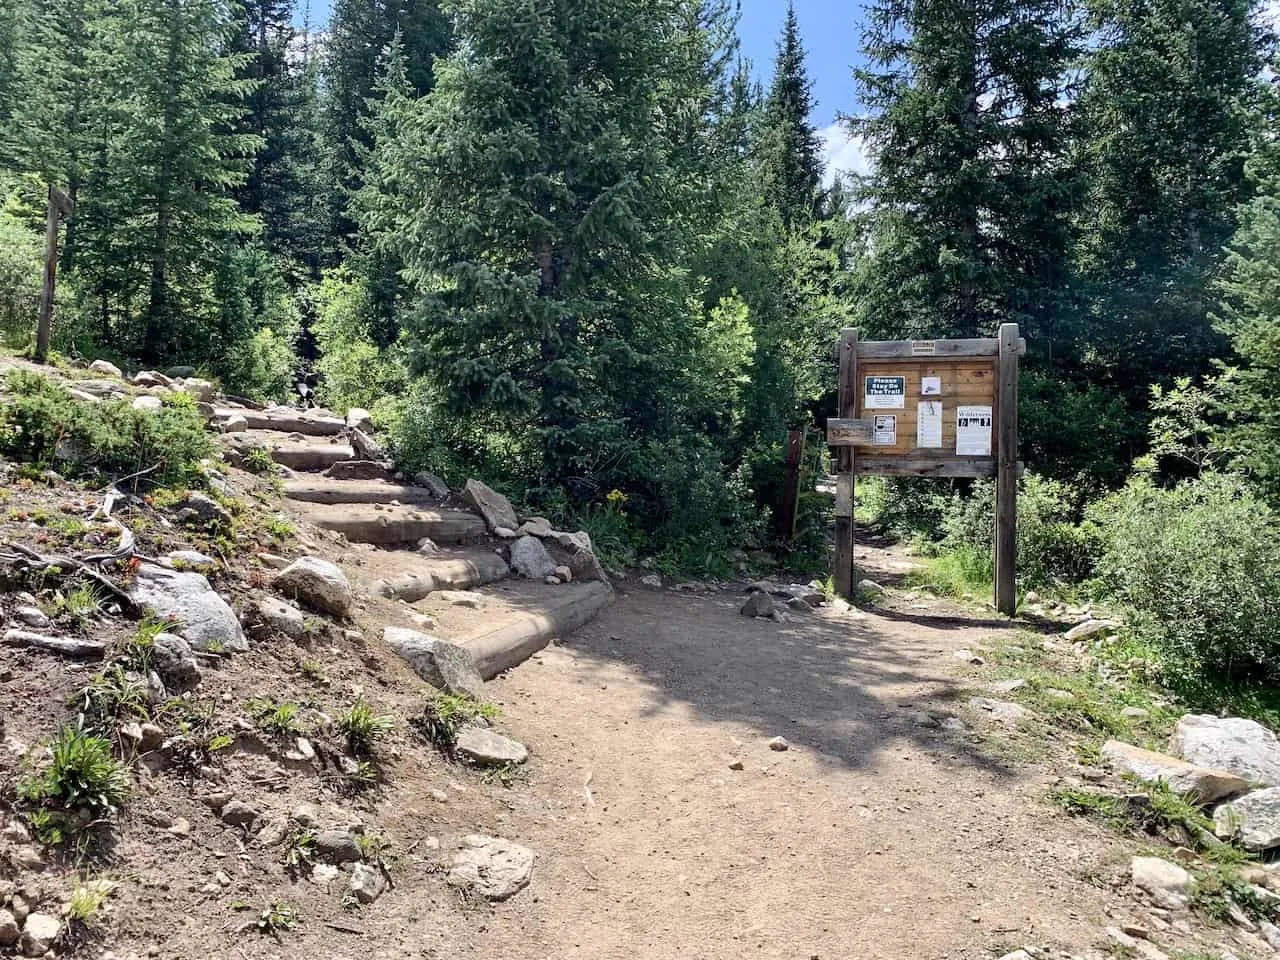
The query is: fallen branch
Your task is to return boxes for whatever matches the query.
[0,542,139,614]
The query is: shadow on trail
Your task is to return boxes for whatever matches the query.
[553,585,1032,780]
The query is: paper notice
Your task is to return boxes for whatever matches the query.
[873,415,897,446]
[956,405,993,456]
[864,375,906,409]
[917,401,943,448]
[921,376,942,396]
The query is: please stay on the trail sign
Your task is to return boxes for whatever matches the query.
[826,327,1025,615]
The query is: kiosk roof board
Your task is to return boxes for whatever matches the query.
[826,327,1024,614]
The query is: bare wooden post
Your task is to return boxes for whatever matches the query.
[35,186,74,364]
[777,429,805,544]
[994,322,1020,616]
[832,328,858,599]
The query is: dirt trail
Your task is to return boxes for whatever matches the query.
[444,545,1116,960]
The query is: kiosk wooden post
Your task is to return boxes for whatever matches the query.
[827,327,1023,613]
[833,329,858,599]
[994,323,1020,616]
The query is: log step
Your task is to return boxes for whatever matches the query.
[295,502,485,545]
[283,479,438,506]
[371,552,511,602]
[215,408,346,437]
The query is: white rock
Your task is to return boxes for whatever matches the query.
[510,535,557,579]
[272,557,352,617]
[1101,740,1249,803]
[220,413,248,434]
[968,697,1028,722]
[19,913,60,957]
[549,529,609,583]
[640,574,662,589]
[253,597,306,640]
[768,736,789,751]
[345,407,373,433]
[1130,856,1193,910]
[164,549,216,570]
[857,578,885,595]
[461,479,519,532]
[14,606,50,629]
[447,835,534,901]
[1065,618,1116,641]
[1260,920,1280,950]
[996,952,1034,960]
[989,678,1027,694]
[1171,714,1280,787]
[554,565,573,583]
[180,377,215,402]
[437,590,483,609]
[413,472,449,499]
[132,370,171,388]
[349,862,387,904]
[1214,787,1280,850]
[128,563,248,653]
[455,727,528,766]
[89,359,122,378]
[953,649,985,665]
[130,394,162,413]
[382,626,485,700]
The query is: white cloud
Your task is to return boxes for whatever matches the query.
[818,123,874,187]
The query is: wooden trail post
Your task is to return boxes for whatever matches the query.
[827,326,1023,614]
[777,429,806,544]
[35,185,74,365]
[833,329,858,599]
[994,323,1020,616]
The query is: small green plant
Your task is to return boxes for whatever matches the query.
[255,900,298,938]
[243,446,278,475]
[73,666,151,729]
[481,761,527,788]
[207,734,234,752]
[356,833,389,862]
[298,660,329,685]
[1192,864,1280,923]
[66,876,115,924]
[416,692,500,756]
[246,697,302,737]
[283,828,316,873]
[264,515,295,541]
[348,759,380,789]
[118,614,168,670]
[205,638,226,655]
[17,724,130,847]
[44,580,101,626]
[338,698,394,756]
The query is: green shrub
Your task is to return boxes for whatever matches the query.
[916,473,1101,590]
[0,206,41,348]
[1091,472,1280,687]
[309,268,406,414]
[337,698,394,756]
[17,724,130,846]
[0,371,215,487]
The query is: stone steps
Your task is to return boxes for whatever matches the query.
[293,502,486,546]
[456,581,613,679]
[215,407,347,437]
[283,479,438,507]
[367,552,511,602]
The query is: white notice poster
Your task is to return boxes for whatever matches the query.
[921,376,942,396]
[873,415,897,446]
[917,401,943,448]
[956,405,993,456]
[864,375,906,409]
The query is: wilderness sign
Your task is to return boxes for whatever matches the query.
[826,325,1025,615]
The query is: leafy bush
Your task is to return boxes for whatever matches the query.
[0,205,42,347]
[212,243,301,402]
[337,697,394,756]
[308,268,406,414]
[1091,472,1280,686]
[0,371,215,486]
[935,474,1100,589]
[17,724,130,846]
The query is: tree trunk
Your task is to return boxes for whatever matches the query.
[143,0,182,365]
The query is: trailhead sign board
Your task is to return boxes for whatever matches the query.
[826,325,1024,615]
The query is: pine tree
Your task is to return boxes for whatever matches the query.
[116,0,259,363]
[389,0,722,484]
[321,0,449,253]
[0,0,22,153]
[854,0,1082,342]
[1213,86,1280,497]
[1076,0,1261,385]
[758,3,823,229]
